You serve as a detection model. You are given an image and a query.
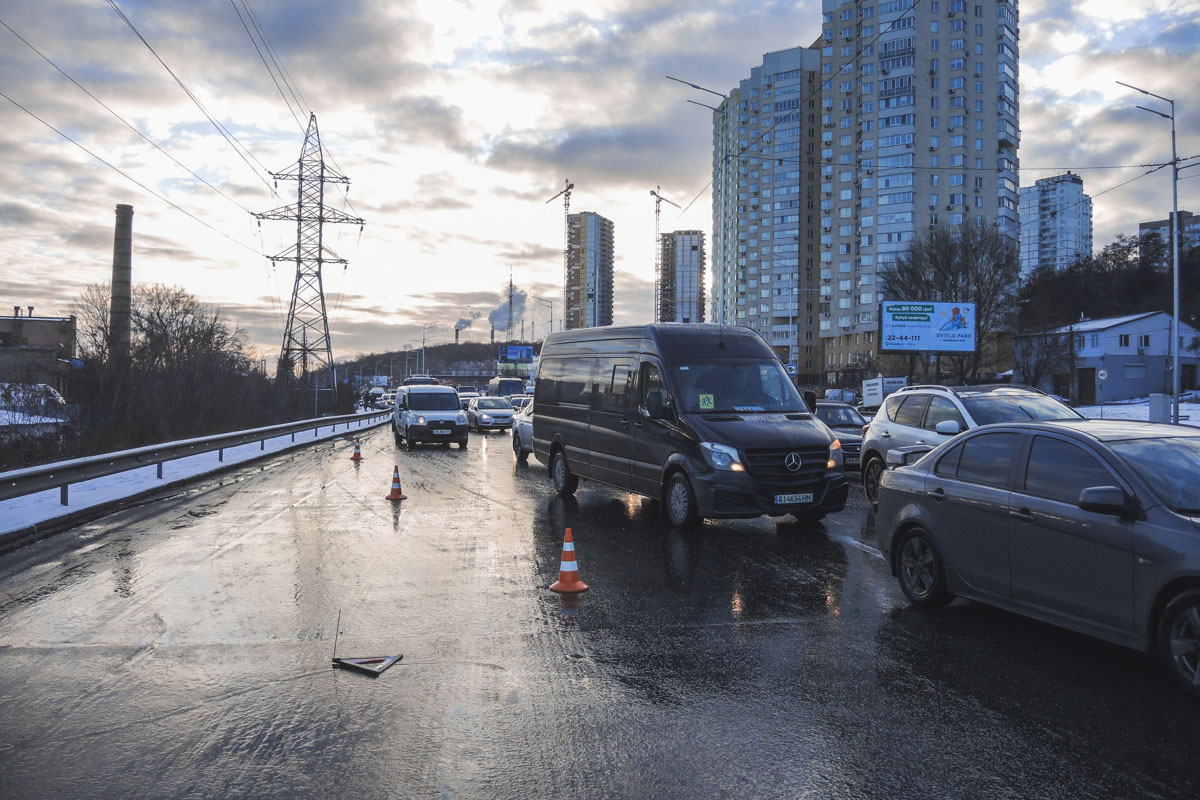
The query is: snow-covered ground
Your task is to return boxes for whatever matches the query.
[0,411,389,540]
[1075,392,1200,428]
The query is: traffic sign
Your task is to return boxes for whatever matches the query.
[1097,369,1108,381]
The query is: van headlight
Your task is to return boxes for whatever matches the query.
[827,438,842,470]
[415,415,426,425]
[701,442,744,472]
[457,413,468,425]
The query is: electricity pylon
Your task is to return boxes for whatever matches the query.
[256,113,364,384]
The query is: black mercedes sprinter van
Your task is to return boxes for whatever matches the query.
[532,324,848,527]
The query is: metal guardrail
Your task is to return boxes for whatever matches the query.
[0,410,392,505]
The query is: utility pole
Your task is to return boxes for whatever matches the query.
[256,113,364,393]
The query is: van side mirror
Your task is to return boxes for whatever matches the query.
[802,390,817,413]
[646,390,665,419]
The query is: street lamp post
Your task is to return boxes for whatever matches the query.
[420,323,436,375]
[1119,81,1180,423]
[668,75,731,325]
[533,296,554,337]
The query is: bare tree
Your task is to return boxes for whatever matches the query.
[881,224,1018,383]
[70,282,112,362]
[1012,329,1069,390]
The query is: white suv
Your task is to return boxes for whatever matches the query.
[860,384,1081,502]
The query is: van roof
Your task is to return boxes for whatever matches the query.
[401,384,456,393]
[541,323,772,359]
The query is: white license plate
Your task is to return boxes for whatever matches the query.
[775,493,814,505]
[846,456,859,465]
[432,429,450,435]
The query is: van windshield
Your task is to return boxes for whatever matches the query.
[408,393,459,411]
[671,359,805,414]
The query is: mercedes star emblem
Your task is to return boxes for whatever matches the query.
[784,452,802,472]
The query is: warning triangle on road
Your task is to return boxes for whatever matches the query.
[332,654,403,676]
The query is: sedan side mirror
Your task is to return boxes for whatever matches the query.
[935,419,964,435]
[1078,486,1134,516]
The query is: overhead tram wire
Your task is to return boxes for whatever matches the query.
[0,88,260,256]
[0,17,254,215]
[104,0,279,198]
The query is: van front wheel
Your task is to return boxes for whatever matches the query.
[551,450,578,496]
[665,473,700,529]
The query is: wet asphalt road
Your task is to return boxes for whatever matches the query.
[1,426,1198,799]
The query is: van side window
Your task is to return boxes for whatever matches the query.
[640,362,668,406]
[557,359,594,406]
[605,362,634,413]
[535,359,562,404]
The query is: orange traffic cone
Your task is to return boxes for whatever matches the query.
[351,439,363,462]
[549,528,588,593]
[385,466,407,501]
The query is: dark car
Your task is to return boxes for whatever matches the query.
[874,419,1200,697]
[533,324,846,528]
[814,401,867,471]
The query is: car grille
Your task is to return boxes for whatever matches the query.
[841,442,861,456]
[741,446,829,492]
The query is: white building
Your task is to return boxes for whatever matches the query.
[712,47,823,384]
[1018,172,1092,279]
[1014,311,1200,403]
[817,0,1020,384]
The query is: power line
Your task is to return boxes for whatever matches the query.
[228,0,304,132]
[0,88,260,255]
[236,0,360,217]
[104,0,277,197]
[0,15,254,215]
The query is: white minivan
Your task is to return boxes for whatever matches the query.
[393,385,469,450]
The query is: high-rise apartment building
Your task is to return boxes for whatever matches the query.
[1139,210,1200,269]
[658,230,706,323]
[564,211,614,329]
[1018,172,1092,278]
[712,47,823,383]
[817,0,1020,385]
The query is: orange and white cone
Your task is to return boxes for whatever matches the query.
[384,466,407,501]
[351,440,363,462]
[549,528,588,593]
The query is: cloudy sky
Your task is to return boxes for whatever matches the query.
[1,0,1196,363]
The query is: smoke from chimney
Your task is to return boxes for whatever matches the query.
[110,204,134,366]
[487,290,527,333]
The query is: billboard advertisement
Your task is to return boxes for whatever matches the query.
[498,345,534,363]
[880,302,976,352]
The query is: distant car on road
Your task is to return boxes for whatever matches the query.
[509,394,533,412]
[457,391,480,410]
[512,402,534,462]
[814,401,867,471]
[402,375,440,386]
[467,396,515,432]
[874,418,1200,698]
[393,385,468,450]
[860,384,1081,502]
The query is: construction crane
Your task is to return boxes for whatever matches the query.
[651,186,680,323]
[546,179,574,330]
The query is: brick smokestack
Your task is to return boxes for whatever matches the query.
[110,204,134,366]
[455,328,460,345]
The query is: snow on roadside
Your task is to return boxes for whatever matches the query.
[0,413,389,539]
